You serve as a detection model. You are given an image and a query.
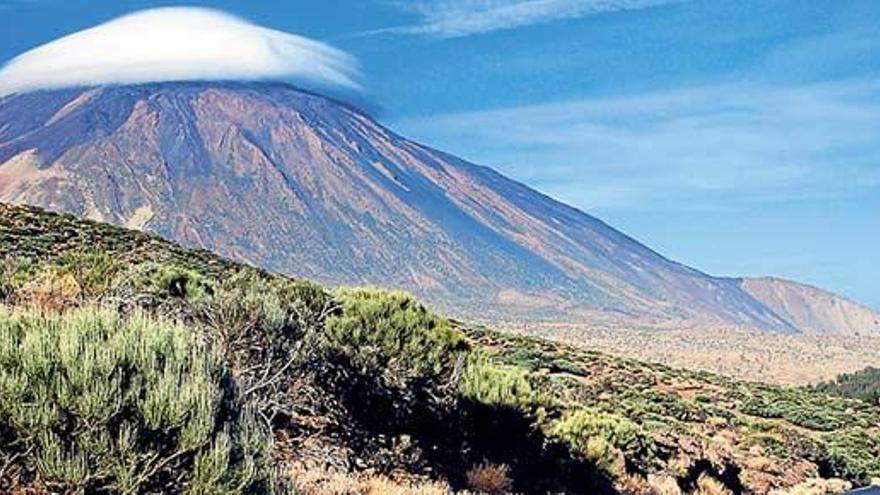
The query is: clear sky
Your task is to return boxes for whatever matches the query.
[1,0,878,309]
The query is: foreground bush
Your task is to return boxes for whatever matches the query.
[0,306,273,493]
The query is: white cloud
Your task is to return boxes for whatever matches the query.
[0,7,361,96]
[392,79,880,212]
[378,0,685,38]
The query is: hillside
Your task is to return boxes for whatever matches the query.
[741,277,880,336]
[4,81,876,334]
[1,202,879,494]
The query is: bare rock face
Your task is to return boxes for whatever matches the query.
[0,81,876,333]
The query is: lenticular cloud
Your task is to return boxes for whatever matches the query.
[0,7,361,96]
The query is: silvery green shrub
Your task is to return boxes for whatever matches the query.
[0,306,273,494]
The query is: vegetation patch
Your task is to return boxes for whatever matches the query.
[2,202,880,494]
[550,407,657,475]
[0,306,272,493]
[815,366,880,404]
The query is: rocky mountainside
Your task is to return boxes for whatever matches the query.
[0,81,876,334]
[741,277,880,336]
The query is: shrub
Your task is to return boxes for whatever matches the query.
[550,407,656,474]
[199,270,334,420]
[466,461,513,494]
[113,261,215,304]
[53,250,121,300]
[822,429,880,484]
[498,348,584,376]
[0,256,38,303]
[460,353,534,409]
[618,388,708,423]
[322,288,467,379]
[0,306,273,493]
[17,265,82,311]
[739,387,875,431]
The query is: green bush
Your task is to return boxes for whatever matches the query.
[0,256,37,302]
[322,288,467,378]
[814,366,880,404]
[822,429,880,484]
[550,407,656,473]
[498,348,584,376]
[113,262,215,303]
[616,388,709,423]
[460,354,534,408]
[53,250,121,299]
[0,306,273,493]
[740,386,877,431]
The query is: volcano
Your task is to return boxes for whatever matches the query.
[0,81,877,334]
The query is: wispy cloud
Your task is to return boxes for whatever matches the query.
[392,79,880,212]
[0,7,361,97]
[375,0,685,38]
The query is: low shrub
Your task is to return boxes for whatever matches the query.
[739,387,876,431]
[113,261,215,304]
[322,288,467,379]
[0,306,273,493]
[822,429,880,484]
[0,256,38,303]
[498,348,584,376]
[199,270,334,420]
[617,388,708,423]
[53,250,121,300]
[460,354,534,409]
[550,407,656,474]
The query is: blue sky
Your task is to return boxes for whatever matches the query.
[1,0,878,309]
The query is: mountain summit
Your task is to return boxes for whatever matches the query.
[0,81,876,334]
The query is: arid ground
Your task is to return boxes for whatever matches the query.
[497,322,880,385]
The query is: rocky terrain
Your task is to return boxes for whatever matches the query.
[2,82,877,335]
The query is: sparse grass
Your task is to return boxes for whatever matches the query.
[288,465,452,495]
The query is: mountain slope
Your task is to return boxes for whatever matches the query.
[0,82,873,333]
[742,277,880,336]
